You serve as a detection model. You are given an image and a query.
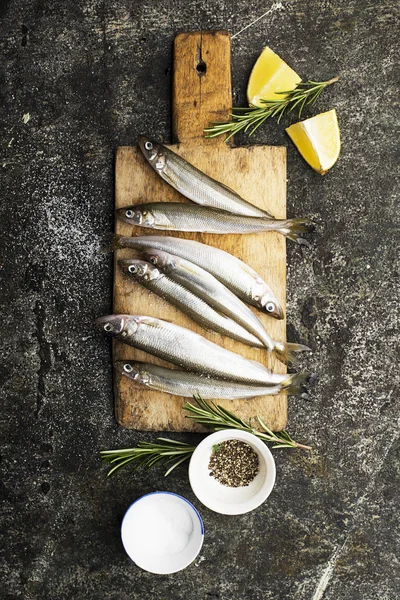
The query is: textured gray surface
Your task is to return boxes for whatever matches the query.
[1,1,399,599]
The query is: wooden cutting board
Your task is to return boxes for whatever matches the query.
[114,30,287,432]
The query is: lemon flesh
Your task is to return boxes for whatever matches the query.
[247,47,302,108]
[286,109,340,175]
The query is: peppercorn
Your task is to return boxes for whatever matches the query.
[208,439,259,487]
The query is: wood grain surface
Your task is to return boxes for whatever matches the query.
[113,31,288,431]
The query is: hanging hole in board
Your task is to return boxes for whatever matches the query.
[196,60,206,76]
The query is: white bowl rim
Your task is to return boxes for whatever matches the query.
[120,491,204,574]
[188,429,276,515]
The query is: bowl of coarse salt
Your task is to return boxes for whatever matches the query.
[121,491,204,574]
[189,429,276,515]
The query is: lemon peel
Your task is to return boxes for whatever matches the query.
[286,109,340,175]
[247,46,301,108]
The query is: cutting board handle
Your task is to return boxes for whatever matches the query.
[172,30,232,144]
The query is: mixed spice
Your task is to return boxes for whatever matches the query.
[208,439,259,487]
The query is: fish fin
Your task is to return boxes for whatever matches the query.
[215,179,245,198]
[278,218,315,246]
[259,208,276,219]
[159,170,176,188]
[281,372,311,395]
[274,342,311,366]
[216,182,275,218]
[146,316,175,326]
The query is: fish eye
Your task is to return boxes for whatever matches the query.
[266,302,275,313]
[123,363,133,373]
[149,256,157,265]
[128,265,138,274]
[125,209,134,219]
[145,141,153,150]
[104,323,113,332]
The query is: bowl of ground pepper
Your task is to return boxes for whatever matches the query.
[188,429,276,515]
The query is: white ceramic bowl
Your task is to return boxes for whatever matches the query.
[121,491,204,574]
[188,429,276,515]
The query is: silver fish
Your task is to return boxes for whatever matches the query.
[96,314,295,386]
[106,234,283,318]
[118,258,265,350]
[137,135,275,218]
[116,360,305,399]
[141,249,310,364]
[117,202,313,244]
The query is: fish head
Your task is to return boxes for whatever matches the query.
[263,298,284,319]
[142,249,177,273]
[251,283,284,320]
[116,206,156,227]
[118,258,161,281]
[94,314,139,337]
[115,361,141,381]
[116,361,152,386]
[137,136,166,172]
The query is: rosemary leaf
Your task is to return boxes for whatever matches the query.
[204,77,338,141]
[164,455,192,477]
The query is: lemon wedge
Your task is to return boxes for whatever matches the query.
[247,47,302,108]
[286,109,340,175]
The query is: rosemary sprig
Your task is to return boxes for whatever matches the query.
[204,77,338,142]
[100,438,196,477]
[101,396,311,477]
[185,395,311,451]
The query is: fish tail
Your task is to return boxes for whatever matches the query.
[275,218,315,246]
[273,342,311,365]
[99,233,125,253]
[281,372,310,395]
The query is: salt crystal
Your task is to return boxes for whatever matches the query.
[127,495,194,556]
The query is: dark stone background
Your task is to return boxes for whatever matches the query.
[1,1,399,599]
